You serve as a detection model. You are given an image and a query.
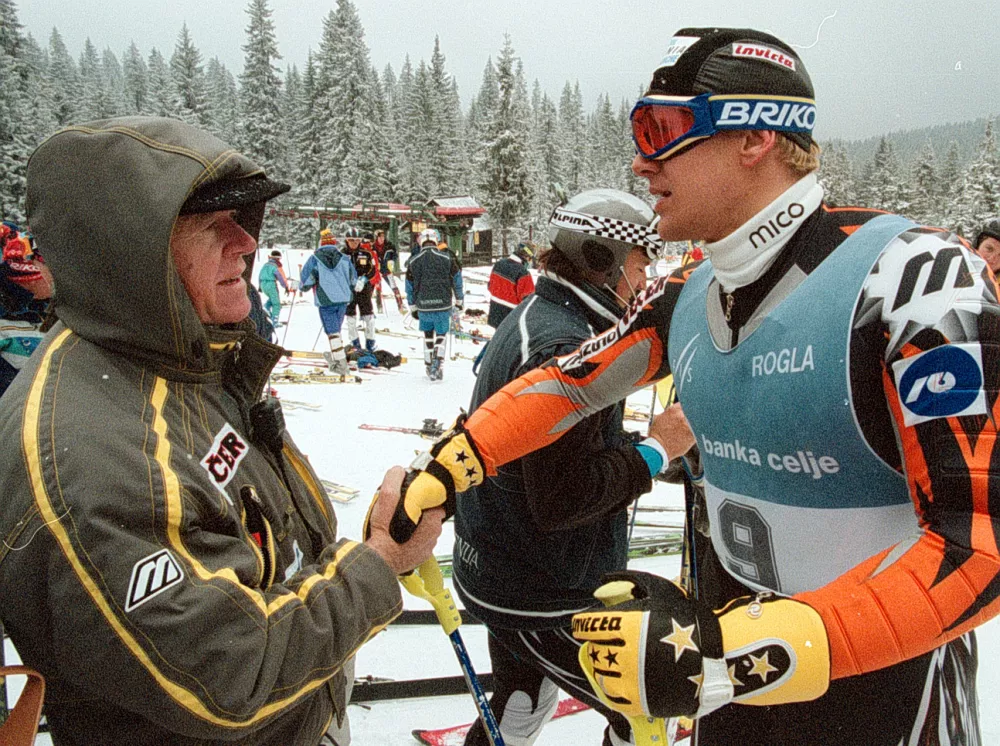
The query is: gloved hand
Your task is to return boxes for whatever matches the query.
[410,308,419,320]
[572,571,829,720]
[365,414,484,543]
[354,277,367,293]
[454,300,464,311]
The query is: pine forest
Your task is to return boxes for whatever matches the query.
[1,0,998,252]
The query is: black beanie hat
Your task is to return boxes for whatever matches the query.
[646,28,816,151]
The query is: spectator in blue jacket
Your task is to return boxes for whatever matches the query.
[405,229,464,380]
[300,230,357,378]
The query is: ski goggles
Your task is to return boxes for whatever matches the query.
[630,93,817,161]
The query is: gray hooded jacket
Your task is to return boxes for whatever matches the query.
[0,118,401,744]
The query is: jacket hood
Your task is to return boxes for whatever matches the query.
[26,116,269,372]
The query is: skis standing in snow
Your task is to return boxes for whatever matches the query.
[406,229,465,381]
[454,190,694,746]
[300,229,357,379]
[0,117,445,746]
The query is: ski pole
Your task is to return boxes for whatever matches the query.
[627,384,660,549]
[280,289,299,349]
[579,582,669,746]
[399,558,506,746]
[312,327,323,352]
[279,264,304,349]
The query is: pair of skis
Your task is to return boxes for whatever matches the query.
[319,479,359,504]
[410,693,691,745]
[359,419,445,439]
[272,369,363,384]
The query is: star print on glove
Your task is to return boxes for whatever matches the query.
[574,574,832,719]
[661,618,699,662]
[747,652,779,683]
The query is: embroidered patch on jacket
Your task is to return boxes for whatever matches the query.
[126,549,184,612]
[892,344,987,427]
[200,423,249,501]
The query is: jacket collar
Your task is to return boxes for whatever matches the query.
[535,273,622,333]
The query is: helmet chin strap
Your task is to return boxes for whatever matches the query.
[604,265,639,309]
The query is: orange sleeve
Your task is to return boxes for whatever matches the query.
[465,272,691,474]
[798,342,1000,679]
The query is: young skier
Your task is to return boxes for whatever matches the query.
[405,229,464,380]
[373,229,406,313]
[300,229,357,378]
[459,191,692,746]
[257,249,289,326]
[383,28,999,744]
[343,226,379,351]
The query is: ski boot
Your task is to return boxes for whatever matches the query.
[429,358,443,381]
[351,338,362,353]
[365,338,377,353]
[323,351,352,382]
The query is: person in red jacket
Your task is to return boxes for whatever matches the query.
[486,242,535,328]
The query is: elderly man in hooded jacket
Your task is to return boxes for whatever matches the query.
[0,116,443,745]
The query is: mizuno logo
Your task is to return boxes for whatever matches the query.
[126,549,184,612]
[715,101,816,130]
[892,247,973,312]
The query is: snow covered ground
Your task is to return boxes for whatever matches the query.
[4,250,999,744]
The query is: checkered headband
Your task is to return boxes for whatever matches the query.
[549,206,664,260]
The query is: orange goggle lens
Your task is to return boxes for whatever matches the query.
[631,105,697,158]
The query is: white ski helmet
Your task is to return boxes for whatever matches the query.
[418,228,441,247]
[547,189,663,285]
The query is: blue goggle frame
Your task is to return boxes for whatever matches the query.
[630,93,817,161]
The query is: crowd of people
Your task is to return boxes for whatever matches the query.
[0,23,999,746]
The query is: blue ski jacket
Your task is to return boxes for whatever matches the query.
[300,246,357,306]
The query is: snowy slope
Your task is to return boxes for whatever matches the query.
[5,252,998,744]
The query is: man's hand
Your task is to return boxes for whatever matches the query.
[365,466,445,575]
[648,403,695,462]
[572,571,830,720]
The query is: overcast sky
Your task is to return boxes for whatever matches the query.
[19,0,998,140]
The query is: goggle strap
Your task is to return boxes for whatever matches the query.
[550,207,664,258]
